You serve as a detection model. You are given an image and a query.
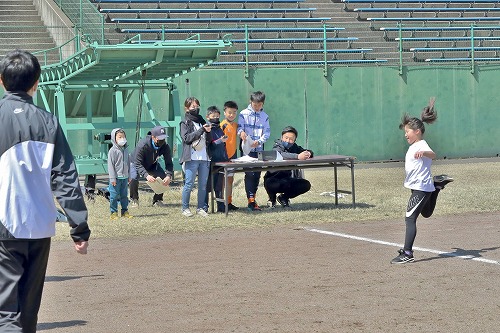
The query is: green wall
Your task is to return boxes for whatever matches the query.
[172,65,500,161]
[2,64,500,162]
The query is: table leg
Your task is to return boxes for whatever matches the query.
[224,168,229,216]
[210,166,215,214]
[351,159,356,208]
[334,163,338,206]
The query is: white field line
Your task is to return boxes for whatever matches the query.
[305,228,500,266]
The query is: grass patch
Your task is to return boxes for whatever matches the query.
[54,159,500,240]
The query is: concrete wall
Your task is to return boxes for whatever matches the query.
[34,0,77,59]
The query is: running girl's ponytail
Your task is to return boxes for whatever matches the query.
[399,97,437,134]
[421,97,437,126]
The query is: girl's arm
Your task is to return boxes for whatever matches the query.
[415,150,436,160]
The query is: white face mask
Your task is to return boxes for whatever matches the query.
[117,138,127,146]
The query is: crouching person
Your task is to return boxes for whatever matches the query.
[264,126,313,208]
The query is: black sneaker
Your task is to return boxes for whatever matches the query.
[216,203,226,213]
[227,203,239,211]
[434,174,454,190]
[391,249,414,264]
[152,200,167,207]
[247,201,262,211]
[267,200,277,209]
[277,195,290,208]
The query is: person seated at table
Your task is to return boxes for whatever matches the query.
[264,126,314,208]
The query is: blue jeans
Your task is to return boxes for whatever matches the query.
[109,178,129,213]
[182,160,210,210]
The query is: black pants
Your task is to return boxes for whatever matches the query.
[129,165,166,203]
[205,167,225,210]
[0,238,51,333]
[404,189,440,252]
[244,152,261,200]
[264,177,311,202]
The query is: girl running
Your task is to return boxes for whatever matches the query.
[392,98,453,264]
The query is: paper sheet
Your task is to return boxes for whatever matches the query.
[231,155,259,163]
[241,137,255,156]
[147,177,169,194]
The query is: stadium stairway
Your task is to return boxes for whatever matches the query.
[0,0,57,59]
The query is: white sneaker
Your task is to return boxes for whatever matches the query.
[182,209,194,217]
[196,208,209,217]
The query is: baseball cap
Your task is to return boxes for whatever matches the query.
[151,126,167,140]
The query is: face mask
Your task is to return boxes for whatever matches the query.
[117,138,127,146]
[281,141,292,149]
[152,138,164,150]
[209,117,220,124]
[188,108,200,116]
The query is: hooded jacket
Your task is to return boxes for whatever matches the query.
[237,104,271,153]
[107,128,130,183]
[0,91,90,241]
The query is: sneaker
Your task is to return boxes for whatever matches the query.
[391,249,415,264]
[277,195,290,208]
[110,212,119,220]
[129,199,139,207]
[196,208,209,217]
[182,209,194,217]
[247,201,262,211]
[227,203,239,211]
[216,203,226,213]
[433,174,454,190]
[152,200,167,207]
[122,211,133,218]
[267,200,276,209]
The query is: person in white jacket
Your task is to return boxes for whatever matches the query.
[0,50,90,332]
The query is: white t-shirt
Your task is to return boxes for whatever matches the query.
[404,139,435,192]
[190,123,209,161]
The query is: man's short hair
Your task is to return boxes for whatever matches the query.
[250,91,265,103]
[223,100,238,110]
[206,105,220,116]
[281,126,298,138]
[0,50,41,92]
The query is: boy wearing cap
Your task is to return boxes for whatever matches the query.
[130,126,174,207]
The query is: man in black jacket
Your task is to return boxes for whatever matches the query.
[264,126,313,208]
[129,126,174,207]
[0,50,90,332]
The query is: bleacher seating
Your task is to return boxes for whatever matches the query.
[88,0,500,65]
[92,0,387,66]
[336,0,500,64]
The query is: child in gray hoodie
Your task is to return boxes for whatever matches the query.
[108,128,133,219]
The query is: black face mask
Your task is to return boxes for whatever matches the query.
[188,108,200,116]
[156,139,165,147]
[209,117,220,124]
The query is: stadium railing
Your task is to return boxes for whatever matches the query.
[110,17,330,23]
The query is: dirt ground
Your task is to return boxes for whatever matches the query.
[39,211,500,333]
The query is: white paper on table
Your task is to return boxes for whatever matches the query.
[275,151,283,161]
[231,155,258,163]
[147,177,169,194]
[241,137,255,156]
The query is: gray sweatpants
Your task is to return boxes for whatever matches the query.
[0,238,51,333]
